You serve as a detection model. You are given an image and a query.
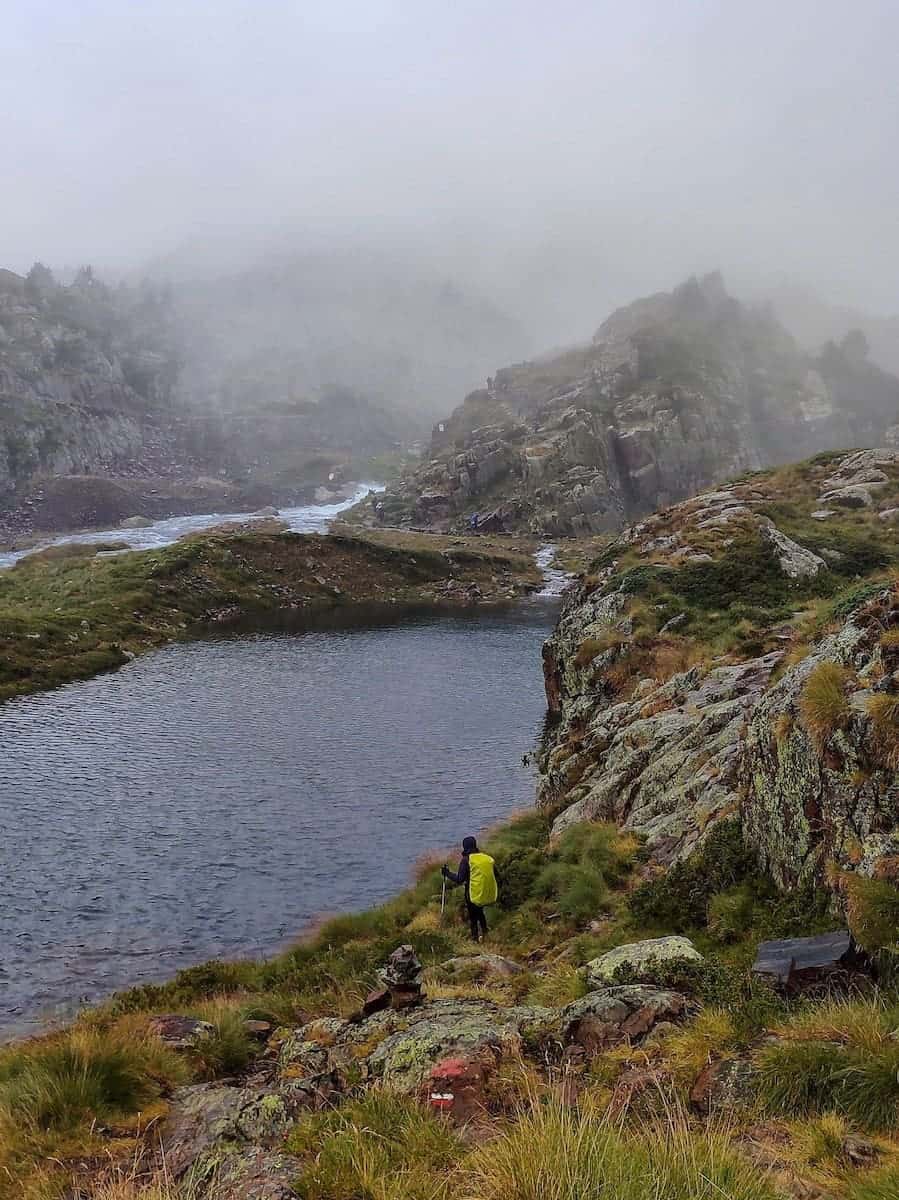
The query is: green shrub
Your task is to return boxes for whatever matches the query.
[628,821,757,930]
[707,885,757,942]
[610,956,740,1006]
[672,534,794,611]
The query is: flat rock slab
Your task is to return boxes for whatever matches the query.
[751,930,854,987]
[147,1014,217,1049]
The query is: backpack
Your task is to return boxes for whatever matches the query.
[468,852,498,906]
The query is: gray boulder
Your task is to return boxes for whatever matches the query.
[584,937,703,987]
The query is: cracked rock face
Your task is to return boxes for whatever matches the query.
[538,448,899,889]
[544,652,782,864]
[741,617,899,889]
[376,275,899,535]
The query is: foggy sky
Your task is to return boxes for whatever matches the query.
[4,0,899,342]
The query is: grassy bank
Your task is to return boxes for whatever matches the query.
[2,807,898,1199]
[0,528,541,702]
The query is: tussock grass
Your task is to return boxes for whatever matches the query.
[799,661,851,748]
[181,1000,256,1078]
[841,874,899,954]
[756,997,899,1131]
[866,693,899,770]
[460,1097,781,1200]
[526,962,588,1009]
[288,1089,460,1200]
[844,1166,899,1200]
[0,1027,186,1133]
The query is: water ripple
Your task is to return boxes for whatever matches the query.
[0,604,555,1037]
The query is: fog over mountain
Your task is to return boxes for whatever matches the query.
[3,0,899,355]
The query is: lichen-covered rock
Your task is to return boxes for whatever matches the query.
[584,937,703,987]
[545,652,781,863]
[192,1148,300,1199]
[538,446,899,895]
[690,1058,753,1115]
[741,610,899,889]
[560,986,688,1051]
[161,1085,292,1178]
[362,999,555,1091]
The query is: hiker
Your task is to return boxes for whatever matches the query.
[442,836,499,943]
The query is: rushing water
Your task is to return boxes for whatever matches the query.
[0,600,557,1037]
[0,482,382,569]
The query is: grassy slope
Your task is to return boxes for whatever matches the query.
[3,453,899,1198]
[0,529,540,702]
[3,807,898,1199]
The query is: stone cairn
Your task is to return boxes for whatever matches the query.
[364,944,424,1015]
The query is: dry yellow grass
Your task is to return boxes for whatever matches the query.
[799,661,851,748]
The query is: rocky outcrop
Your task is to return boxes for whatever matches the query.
[538,448,899,898]
[741,615,899,890]
[377,274,899,535]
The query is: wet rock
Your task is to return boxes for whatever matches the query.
[584,937,703,987]
[119,514,154,529]
[147,1014,216,1049]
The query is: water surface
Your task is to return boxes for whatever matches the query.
[0,602,556,1036]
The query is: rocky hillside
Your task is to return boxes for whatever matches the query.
[0,264,411,536]
[0,266,197,495]
[540,446,899,901]
[376,274,899,535]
